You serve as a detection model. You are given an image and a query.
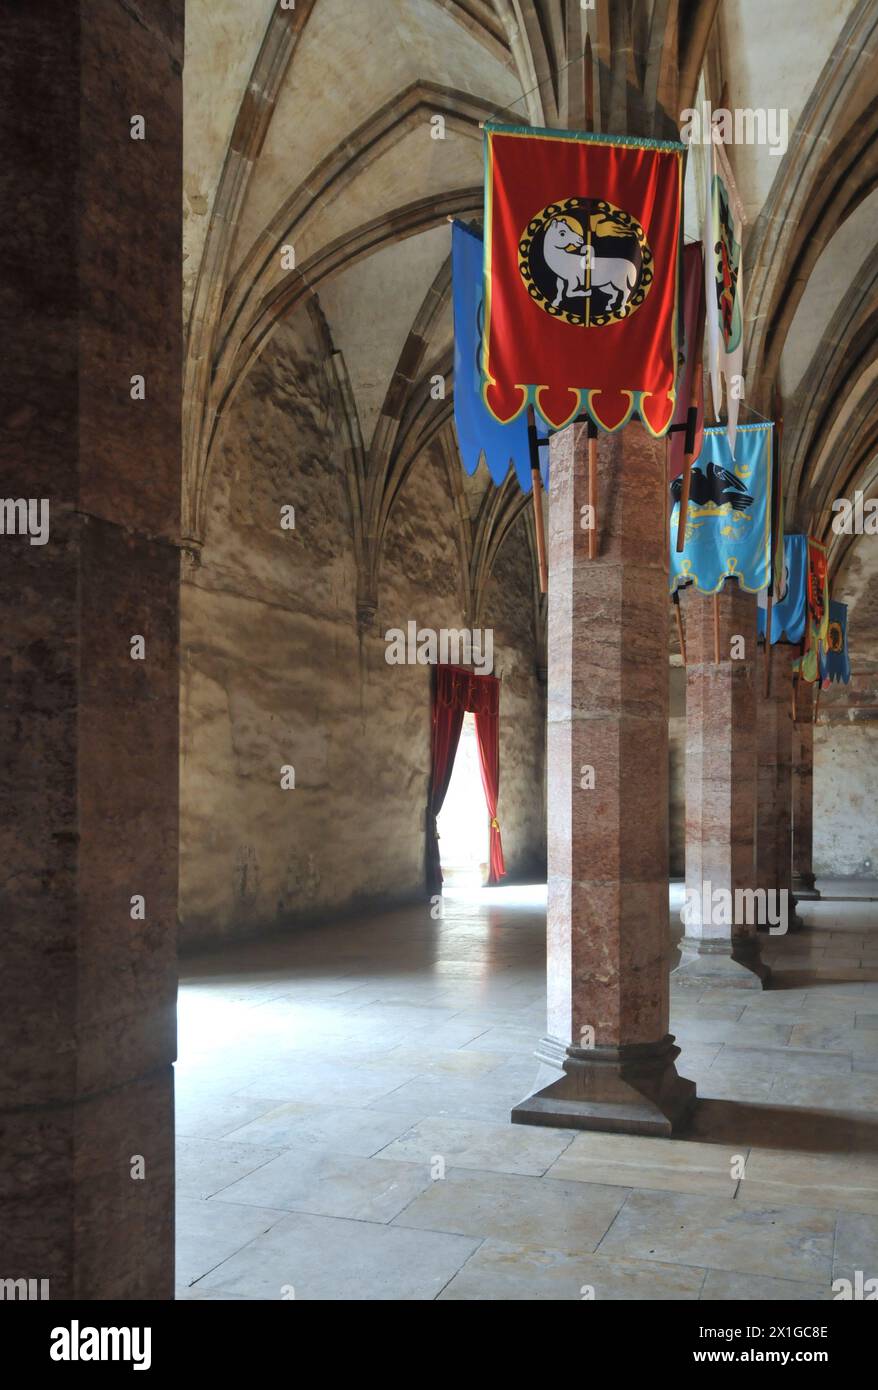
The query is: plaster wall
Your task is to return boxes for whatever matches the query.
[179,311,546,947]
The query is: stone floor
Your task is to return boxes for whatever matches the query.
[176,882,878,1300]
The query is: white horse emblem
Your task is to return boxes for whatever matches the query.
[542,216,638,313]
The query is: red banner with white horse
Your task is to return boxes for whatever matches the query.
[482,123,684,434]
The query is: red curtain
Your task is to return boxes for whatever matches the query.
[426,667,466,895]
[426,664,505,893]
[474,694,505,885]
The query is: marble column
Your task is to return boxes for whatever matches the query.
[512,423,695,1136]
[755,644,799,935]
[0,2,182,1297]
[675,581,770,987]
[792,684,820,900]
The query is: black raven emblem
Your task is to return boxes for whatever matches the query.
[671,463,753,512]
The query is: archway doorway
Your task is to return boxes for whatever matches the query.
[437,711,490,894]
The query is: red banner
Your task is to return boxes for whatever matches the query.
[483,124,684,434]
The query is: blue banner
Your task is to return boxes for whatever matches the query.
[758,533,807,644]
[670,422,774,594]
[819,599,850,685]
[452,220,548,492]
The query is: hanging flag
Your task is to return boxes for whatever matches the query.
[668,242,705,478]
[452,220,548,491]
[704,130,745,457]
[819,599,850,686]
[757,533,807,643]
[482,122,685,435]
[797,539,830,683]
[669,422,774,593]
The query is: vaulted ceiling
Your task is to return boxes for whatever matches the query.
[182,0,878,655]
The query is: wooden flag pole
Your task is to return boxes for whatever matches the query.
[765,382,783,702]
[531,469,548,594]
[813,683,821,725]
[663,437,670,540]
[527,405,548,593]
[582,27,600,568]
[676,358,703,554]
[791,667,799,724]
[672,591,687,666]
[587,418,598,560]
[584,34,594,133]
[713,589,721,663]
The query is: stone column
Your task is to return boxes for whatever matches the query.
[0,2,182,1297]
[512,423,695,1136]
[792,684,820,900]
[755,645,799,934]
[675,582,769,987]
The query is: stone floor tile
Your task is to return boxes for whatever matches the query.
[376,1114,574,1177]
[175,1137,284,1199]
[546,1131,741,1197]
[596,1189,834,1282]
[438,1241,704,1300]
[393,1168,626,1251]
[210,1148,433,1222]
[700,1269,831,1299]
[194,1212,480,1300]
[175,1196,289,1289]
[224,1101,420,1155]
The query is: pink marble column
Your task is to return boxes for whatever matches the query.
[755,645,799,934]
[512,423,695,1136]
[792,685,820,900]
[0,1,181,1297]
[675,582,769,988]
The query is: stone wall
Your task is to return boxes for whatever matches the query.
[179,310,546,948]
[813,667,878,879]
[814,722,878,877]
[484,525,547,881]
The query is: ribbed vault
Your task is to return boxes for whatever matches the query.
[182,0,878,649]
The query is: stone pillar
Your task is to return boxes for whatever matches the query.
[755,645,799,934]
[675,582,769,987]
[792,684,820,900]
[0,2,182,1297]
[512,423,695,1136]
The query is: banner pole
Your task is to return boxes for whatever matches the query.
[713,588,721,663]
[792,666,799,724]
[587,417,598,560]
[676,361,702,553]
[672,591,686,666]
[813,683,820,725]
[527,405,548,593]
[663,437,669,541]
[584,33,594,133]
[764,594,773,697]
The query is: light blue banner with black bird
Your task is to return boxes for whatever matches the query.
[669,422,774,594]
[757,533,807,644]
[452,220,548,493]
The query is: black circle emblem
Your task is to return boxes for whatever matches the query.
[518,198,653,327]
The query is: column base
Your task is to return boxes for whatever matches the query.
[673,936,771,989]
[757,908,805,934]
[511,1034,696,1137]
[793,874,821,901]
